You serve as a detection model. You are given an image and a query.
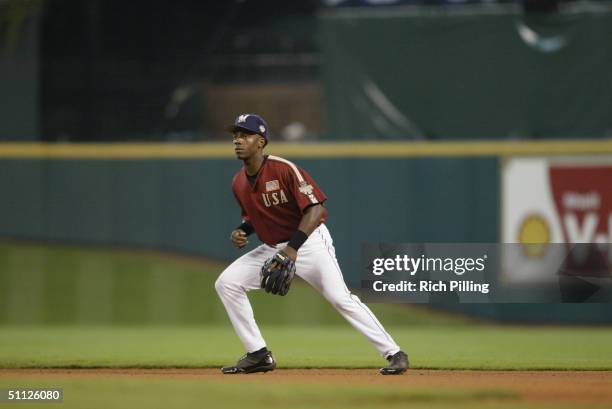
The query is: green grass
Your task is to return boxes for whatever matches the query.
[0,241,471,327]
[0,377,526,409]
[1,325,612,370]
[2,241,612,371]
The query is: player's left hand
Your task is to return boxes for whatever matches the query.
[260,250,296,296]
[280,246,297,261]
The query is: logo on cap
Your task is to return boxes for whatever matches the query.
[238,114,250,123]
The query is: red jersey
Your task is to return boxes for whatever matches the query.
[232,155,327,245]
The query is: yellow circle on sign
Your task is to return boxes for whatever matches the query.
[518,215,551,258]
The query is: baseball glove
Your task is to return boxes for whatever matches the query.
[260,251,296,296]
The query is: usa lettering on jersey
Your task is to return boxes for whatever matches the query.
[262,190,289,207]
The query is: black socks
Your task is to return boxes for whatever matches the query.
[249,347,269,358]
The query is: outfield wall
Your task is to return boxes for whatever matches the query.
[1,141,611,324]
[0,142,513,276]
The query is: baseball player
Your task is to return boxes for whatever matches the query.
[216,113,408,375]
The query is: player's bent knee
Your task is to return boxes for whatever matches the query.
[214,276,229,295]
[215,272,244,296]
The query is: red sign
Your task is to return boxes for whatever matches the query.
[549,165,612,277]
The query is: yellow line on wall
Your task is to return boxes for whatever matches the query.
[0,140,611,159]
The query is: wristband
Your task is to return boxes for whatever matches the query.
[287,230,308,251]
[237,222,254,236]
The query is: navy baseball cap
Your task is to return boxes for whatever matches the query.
[227,113,269,140]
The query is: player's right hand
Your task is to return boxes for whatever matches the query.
[230,229,248,249]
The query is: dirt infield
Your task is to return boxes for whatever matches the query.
[2,368,611,405]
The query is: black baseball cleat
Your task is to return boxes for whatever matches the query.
[221,350,276,374]
[380,351,409,375]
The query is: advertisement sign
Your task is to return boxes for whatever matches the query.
[502,157,612,286]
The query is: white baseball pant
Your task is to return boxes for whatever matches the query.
[215,223,400,357]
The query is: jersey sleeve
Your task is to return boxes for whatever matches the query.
[284,164,327,212]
